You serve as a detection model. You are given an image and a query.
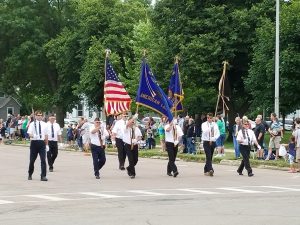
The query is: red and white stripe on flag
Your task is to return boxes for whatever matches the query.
[104,80,131,115]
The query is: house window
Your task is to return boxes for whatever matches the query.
[0,92,4,98]
[89,110,93,118]
[7,107,14,116]
[77,104,83,117]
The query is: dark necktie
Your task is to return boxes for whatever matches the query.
[51,124,54,138]
[98,129,103,146]
[246,130,251,146]
[131,128,135,149]
[173,126,178,146]
[39,122,41,139]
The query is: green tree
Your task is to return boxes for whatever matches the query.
[246,1,300,117]
[151,0,275,123]
[0,0,79,125]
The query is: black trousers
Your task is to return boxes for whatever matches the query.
[166,142,178,174]
[28,140,46,177]
[203,141,216,173]
[238,145,252,174]
[90,144,106,176]
[182,135,187,153]
[125,143,138,176]
[47,141,58,169]
[116,138,126,167]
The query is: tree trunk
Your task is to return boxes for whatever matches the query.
[54,106,65,128]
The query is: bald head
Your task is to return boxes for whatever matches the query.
[255,117,261,124]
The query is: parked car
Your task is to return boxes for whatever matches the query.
[142,116,161,125]
[279,118,294,131]
[136,119,146,137]
[64,118,78,128]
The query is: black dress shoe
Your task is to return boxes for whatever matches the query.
[120,166,125,171]
[130,175,135,179]
[40,177,48,181]
[28,175,32,180]
[237,170,243,176]
[95,175,100,179]
[49,167,53,172]
[167,172,172,176]
[248,173,254,177]
[173,171,179,177]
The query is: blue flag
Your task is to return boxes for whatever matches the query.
[136,60,173,122]
[168,62,184,112]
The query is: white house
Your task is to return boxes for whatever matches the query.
[66,97,105,121]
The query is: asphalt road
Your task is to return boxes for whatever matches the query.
[0,145,299,225]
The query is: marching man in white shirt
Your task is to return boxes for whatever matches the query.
[164,118,183,177]
[90,118,109,179]
[236,116,261,177]
[46,114,63,172]
[122,114,142,179]
[27,110,49,181]
[201,113,220,177]
[111,112,128,170]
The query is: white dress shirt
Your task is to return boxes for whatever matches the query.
[90,124,109,146]
[122,126,142,145]
[47,122,62,142]
[27,120,48,141]
[293,128,300,148]
[237,128,257,146]
[112,119,126,139]
[201,121,220,142]
[164,124,184,143]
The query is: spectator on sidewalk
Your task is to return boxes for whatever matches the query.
[186,118,196,154]
[254,117,265,160]
[215,114,226,157]
[287,136,296,173]
[292,118,300,172]
[157,116,166,152]
[266,113,283,160]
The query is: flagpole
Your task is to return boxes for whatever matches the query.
[174,56,180,119]
[104,49,111,117]
[136,49,147,115]
[215,61,228,116]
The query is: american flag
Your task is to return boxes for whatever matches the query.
[104,59,131,115]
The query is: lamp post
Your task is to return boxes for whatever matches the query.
[274,0,280,116]
[275,0,291,116]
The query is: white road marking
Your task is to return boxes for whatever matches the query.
[80,192,122,198]
[0,200,14,204]
[262,186,300,192]
[25,195,69,201]
[1,185,300,205]
[178,188,219,194]
[217,187,263,193]
[128,190,166,196]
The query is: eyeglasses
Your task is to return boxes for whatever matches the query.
[244,123,249,126]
